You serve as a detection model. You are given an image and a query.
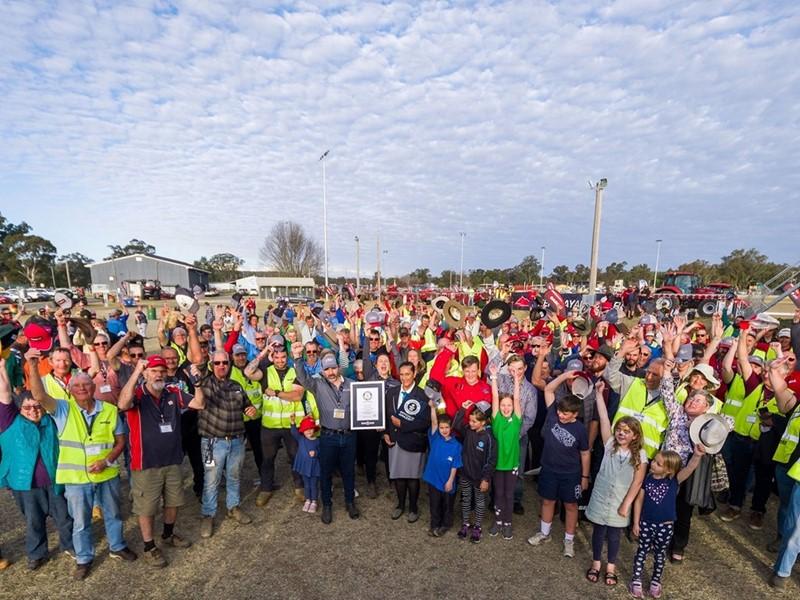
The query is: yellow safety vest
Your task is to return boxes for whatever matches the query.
[170,342,187,365]
[722,374,748,419]
[445,338,484,378]
[416,329,436,353]
[774,408,800,464]
[42,373,74,401]
[229,366,263,422]
[731,383,780,441]
[612,378,668,459]
[261,366,306,429]
[676,382,723,414]
[56,399,119,485]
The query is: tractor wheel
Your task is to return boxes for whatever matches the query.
[698,300,718,317]
[655,295,677,312]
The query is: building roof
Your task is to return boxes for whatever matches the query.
[87,254,210,273]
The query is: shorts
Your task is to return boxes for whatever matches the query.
[537,468,581,504]
[130,464,185,516]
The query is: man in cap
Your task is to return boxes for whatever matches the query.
[777,328,792,354]
[245,339,310,507]
[292,344,359,523]
[196,350,257,538]
[26,350,134,580]
[0,358,74,570]
[118,356,205,567]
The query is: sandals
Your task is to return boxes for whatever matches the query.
[670,553,684,564]
[585,568,601,583]
[604,571,618,586]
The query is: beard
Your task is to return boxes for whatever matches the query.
[150,381,165,393]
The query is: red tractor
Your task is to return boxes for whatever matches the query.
[653,272,736,316]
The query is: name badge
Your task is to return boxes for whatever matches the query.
[100,385,112,394]
[634,413,645,422]
[333,408,345,420]
[86,446,102,456]
[746,415,757,424]
[160,423,174,433]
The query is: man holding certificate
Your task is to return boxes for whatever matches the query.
[292,344,359,525]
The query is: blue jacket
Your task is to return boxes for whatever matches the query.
[0,413,62,493]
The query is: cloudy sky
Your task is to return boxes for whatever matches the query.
[1,0,798,279]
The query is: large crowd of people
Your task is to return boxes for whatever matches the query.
[0,292,799,596]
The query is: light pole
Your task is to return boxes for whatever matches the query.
[354,235,360,291]
[376,235,381,294]
[63,260,72,289]
[540,245,546,288]
[319,149,330,291]
[383,250,389,286]
[459,232,466,288]
[587,178,607,298]
[653,239,663,289]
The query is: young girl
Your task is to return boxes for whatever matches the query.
[488,364,522,540]
[422,399,462,536]
[453,400,497,544]
[585,380,647,586]
[629,447,705,598]
[290,414,321,513]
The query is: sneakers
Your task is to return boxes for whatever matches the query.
[200,516,214,539]
[470,526,482,544]
[302,500,311,512]
[255,491,273,507]
[227,506,253,525]
[73,562,92,580]
[407,511,419,523]
[748,511,764,530]
[391,506,404,520]
[109,547,139,561]
[457,524,470,539]
[489,521,501,537]
[628,580,644,598]
[143,546,167,568]
[321,505,333,524]
[649,581,663,599]
[719,506,741,522]
[367,483,378,499]
[27,557,48,571]
[563,538,575,558]
[769,573,788,589]
[162,534,191,549]
[502,524,514,540]
[308,501,318,514]
[527,531,552,546]
[346,503,360,519]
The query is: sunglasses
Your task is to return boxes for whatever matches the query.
[369,337,381,342]
[531,345,541,349]
[94,342,109,347]
[21,405,43,412]
[212,361,229,366]
[306,350,319,355]
[129,353,144,359]
[255,338,266,342]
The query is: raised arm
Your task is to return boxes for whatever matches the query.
[156,304,170,347]
[489,364,500,417]
[185,314,203,365]
[0,358,11,405]
[594,380,612,444]
[106,330,132,370]
[244,348,268,381]
[24,349,57,414]
[677,444,705,483]
[721,338,737,384]
[291,342,318,395]
[544,370,577,408]
[118,359,147,411]
[769,357,797,414]
[736,325,753,381]
[531,344,550,391]
[428,398,439,433]
[512,374,522,419]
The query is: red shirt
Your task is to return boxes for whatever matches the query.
[429,347,492,419]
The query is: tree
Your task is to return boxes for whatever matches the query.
[509,255,541,285]
[105,239,156,260]
[435,270,458,288]
[0,212,33,284]
[4,233,57,285]
[601,261,629,284]
[406,268,431,285]
[672,259,719,284]
[56,252,93,288]
[194,253,244,281]
[259,222,323,277]
[627,263,653,285]
[550,265,572,283]
[716,248,785,289]
[573,264,590,284]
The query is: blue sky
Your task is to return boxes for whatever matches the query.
[1,0,798,279]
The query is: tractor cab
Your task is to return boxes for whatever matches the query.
[658,272,701,294]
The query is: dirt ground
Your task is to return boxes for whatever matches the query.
[0,298,797,599]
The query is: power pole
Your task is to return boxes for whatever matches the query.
[653,239,663,289]
[459,232,466,288]
[587,178,607,298]
[354,236,360,291]
[64,261,72,288]
[319,150,330,292]
[376,235,381,294]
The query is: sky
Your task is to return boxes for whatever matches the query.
[1,0,798,280]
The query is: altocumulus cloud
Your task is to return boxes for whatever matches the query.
[0,0,798,277]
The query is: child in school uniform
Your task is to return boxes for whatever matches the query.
[453,399,497,544]
[629,447,704,598]
[290,414,321,513]
[422,399,462,536]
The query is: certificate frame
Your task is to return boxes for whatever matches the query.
[350,380,386,430]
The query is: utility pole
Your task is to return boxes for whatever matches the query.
[354,236,360,291]
[376,235,381,294]
[49,264,56,288]
[540,245,546,289]
[319,150,330,292]
[653,239,663,289]
[64,260,72,288]
[587,178,607,299]
[459,232,466,288]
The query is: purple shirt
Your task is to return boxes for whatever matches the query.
[0,403,51,488]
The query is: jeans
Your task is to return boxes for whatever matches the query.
[64,477,126,565]
[12,487,73,560]
[303,475,319,501]
[774,481,800,577]
[319,430,356,507]
[775,463,794,535]
[728,434,756,509]
[201,436,245,517]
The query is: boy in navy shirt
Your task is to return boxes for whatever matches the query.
[423,399,462,537]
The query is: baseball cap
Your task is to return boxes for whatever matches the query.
[594,344,615,361]
[565,358,584,372]
[146,355,167,369]
[676,343,694,363]
[269,334,285,347]
[23,319,53,352]
[232,344,247,355]
[778,328,791,338]
[321,354,338,370]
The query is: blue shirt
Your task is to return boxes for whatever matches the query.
[106,315,129,337]
[423,429,462,493]
[51,399,125,436]
[540,403,589,475]
[641,474,679,523]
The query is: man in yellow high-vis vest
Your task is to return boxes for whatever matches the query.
[27,349,133,581]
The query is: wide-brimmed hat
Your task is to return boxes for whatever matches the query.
[175,287,200,314]
[442,300,467,330]
[431,296,449,313]
[571,375,594,400]
[480,300,511,329]
[689,363,720,390]
[689,413,731,454]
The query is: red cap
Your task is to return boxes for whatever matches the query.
[23,322,53,352]
[146,355,167,369]
[298,415,319,434]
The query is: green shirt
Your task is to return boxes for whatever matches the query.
[492,412,522,471]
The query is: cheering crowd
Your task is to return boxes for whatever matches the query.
[0,292,799,596]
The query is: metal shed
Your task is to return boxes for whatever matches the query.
[88,254,210,291]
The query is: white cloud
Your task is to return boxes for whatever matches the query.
[0,0,797,282]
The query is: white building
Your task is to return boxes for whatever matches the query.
[235,276,316,299]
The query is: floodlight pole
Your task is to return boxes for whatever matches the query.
[587,179,607,297]
[653,239,663,289]
[319,150,330,292]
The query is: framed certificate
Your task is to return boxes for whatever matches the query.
[350,380,386,430]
